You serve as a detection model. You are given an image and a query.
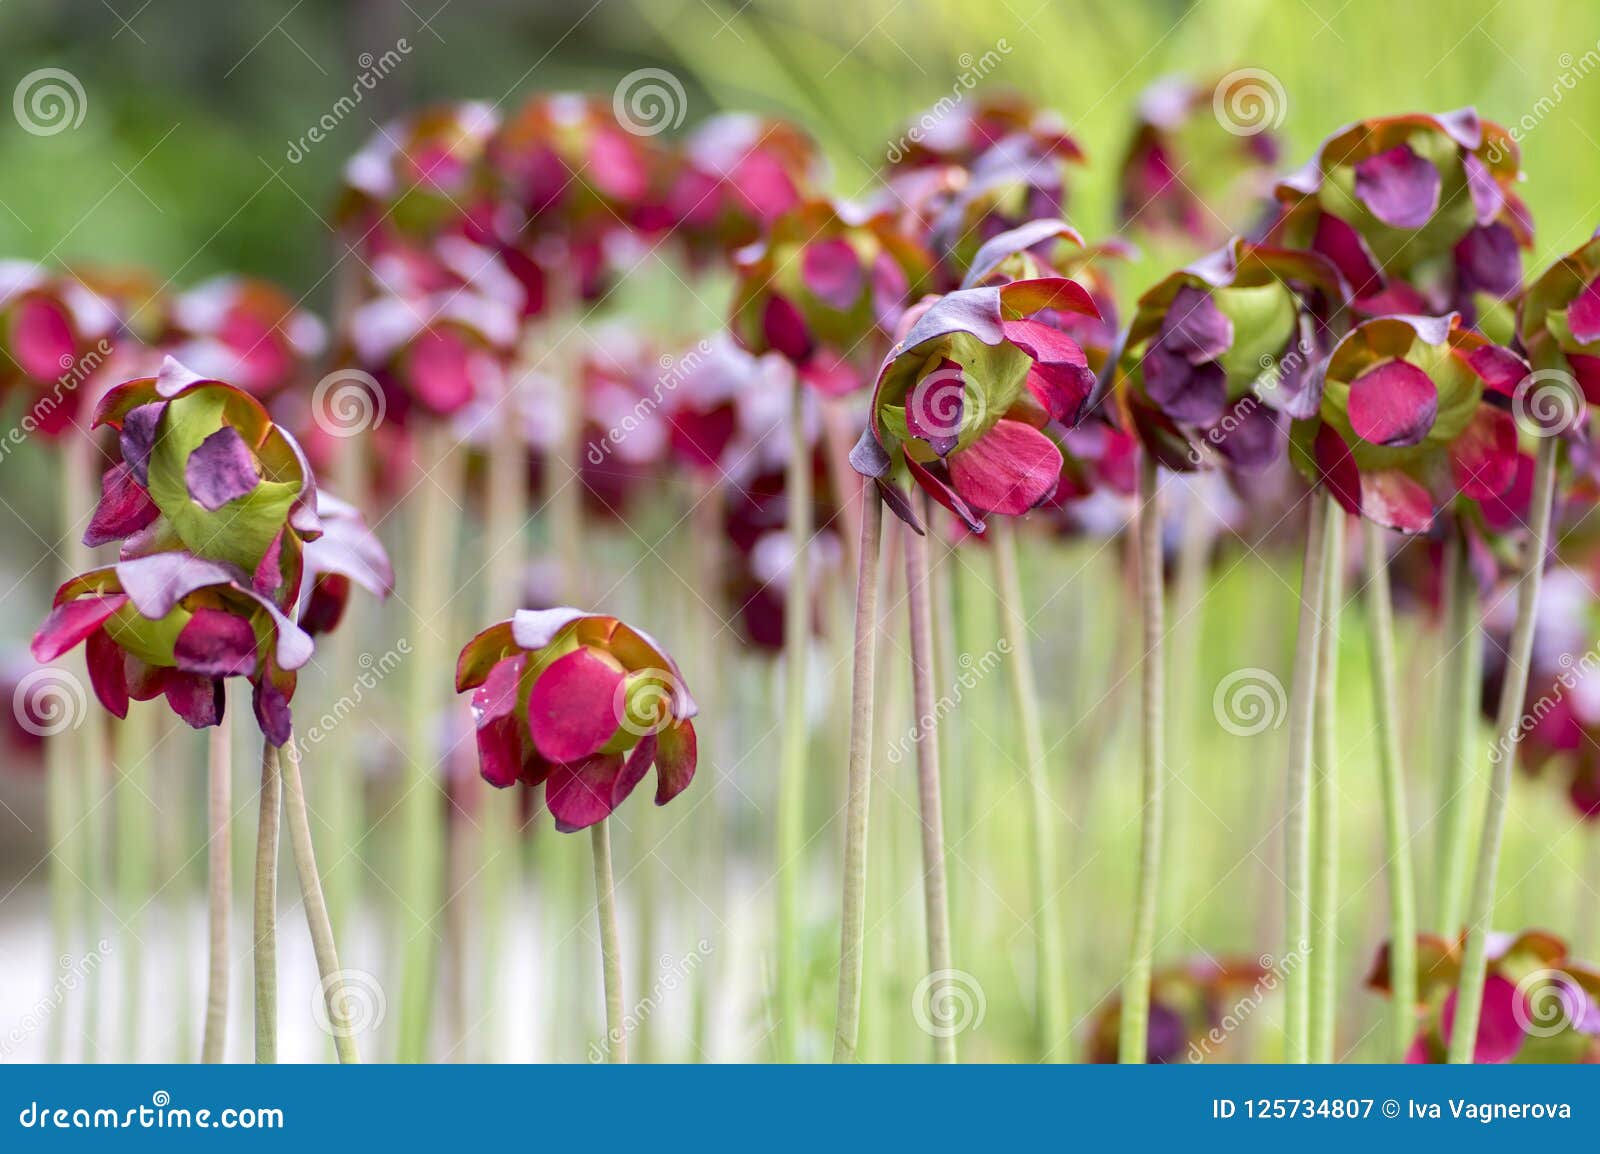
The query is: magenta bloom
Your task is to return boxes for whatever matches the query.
[167,276,325,399]
[0,262,119,437]
[850,269,1101,532]
[455,609,698,832]
[668,114,822,259]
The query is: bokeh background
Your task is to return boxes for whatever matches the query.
[2,0,1599,1064]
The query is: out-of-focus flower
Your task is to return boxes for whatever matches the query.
[88,359,322,595]
[1288,313,1529,533]
[0,261,120,437]
[1115,239,1344,473]
[1369,930,1600,1063]
[167,277,326,399]
[669,113,823,260]
[1118,73,1280,247]
[1266,109,1529,328]
[339,102,501,245]
[887,93,1087,278]
[31,552,314,745]
[851,266,1101,532]
[730,198,933,395]
[454,608,697,831]
[1088,956,1272,1063]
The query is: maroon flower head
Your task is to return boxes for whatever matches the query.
[455,609,698,831]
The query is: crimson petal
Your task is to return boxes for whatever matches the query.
[526,646,624,764]
[1567,276,1600,345]
[1313,213,1383,299]
[947,418,1063,516]
[173,607,259,677]
[655,719,697,805]
[1348,360,1437,447]
[31,594,129,663]
[1159,285,1234,363]
[904,358,965,457]
[801,238,864,311]
[408,327,477,415]
[1361,469,1435,533]
[165,671,225,729]
[761,295,813,363]
[1450,407,1519,500]
[1313,424,1362,516]
[546,752,626,832]
[84,462,159,548]
[85,629,129,719]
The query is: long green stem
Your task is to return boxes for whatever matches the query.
[252,741,281,1063]
[202,703,233,1063]
[832,494,883,1063]
[397,424,462,1062]
[279,730,360,1063]
[992,517,1067,1061]
[905,491,955,1063]
[1283,494,1329,1064]
[114,703,152,1060]
[1310,497,1344,1063]
[776,381,811,1062]
[590,819,627,1063]
[1450,433,1558,1063]
[1435,534,1482,935]
[1120,453,1166,1062]
[1362,518,1420,1062]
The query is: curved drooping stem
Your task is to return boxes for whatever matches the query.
[776,379,811,1062]
[1283,493,1330,1064]
[1434,533,1483,936]
[253,741,281,1063]
[992,516,1067,1061]
[904,491,955,1063]
[1120,452,1167,1062]
[202,703,233,1064]
[281,730,360,1063]
[1450,433,1558,1064]
[832,494,884,1063]
[1362,518,1421,1062]
[1310,499,1344,1064]
[590,819,627,1063]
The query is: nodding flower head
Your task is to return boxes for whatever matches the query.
[0,261,120,438]
[730,198,933,395]
[167,276,326,400]
[1289,312,1531,534]
[1116,239,1344,474]
[1267,108,1529,324]
[850,253,1101,534]
[455,609,698,832]
[669,113,823,260]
